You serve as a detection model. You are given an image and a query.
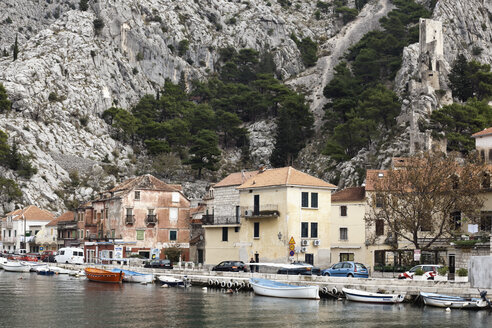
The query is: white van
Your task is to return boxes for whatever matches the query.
[55,247,84,264]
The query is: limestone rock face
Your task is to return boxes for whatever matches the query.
[0,0,338,213]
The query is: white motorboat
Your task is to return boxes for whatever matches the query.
[157,275,185,287]
[342,288,405,304]
[111,269,154,283]
[50,266,73,274]
[1,261,31,272]
[420,292,490,309]
[249,278,319,300]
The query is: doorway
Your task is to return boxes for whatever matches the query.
[305,253,314,265]
[448,254,455,280]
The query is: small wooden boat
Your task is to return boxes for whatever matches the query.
[1,261,31,272]
[342,288,405,304]
[110,269,154,283]
[250,278,319,300]
[50,266,73,274]
[420,292,490,309]
[85,268,124,283]
[157,275,184,287]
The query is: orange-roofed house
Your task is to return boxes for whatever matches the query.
[80,174,191,263]
[1,205,54,254]
[329,187,368,264]
[204,167,337,266]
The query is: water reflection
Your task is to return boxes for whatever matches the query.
[0,272,490,328]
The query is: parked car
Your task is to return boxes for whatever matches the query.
[40,251,56,262]
[42,254,56,263]
[277,261,321,275]
[398,264,443,280]
[19,253,40,262]
[212,261,248,272]
[321,261,369,278]
[144,259,173,269]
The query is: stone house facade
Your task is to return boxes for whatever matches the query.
[80,174,191,262]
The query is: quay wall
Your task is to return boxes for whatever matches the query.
[469,256,492,289]
[59,263,490,299]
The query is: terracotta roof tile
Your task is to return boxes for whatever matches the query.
[365,170,388,191]
[46,211,75,226]
[472,127,492,138]
[237,167,336,189]
[109,174,181,193]
[3,205,54,222]
[214,170,259,188]
[331,187,366,202]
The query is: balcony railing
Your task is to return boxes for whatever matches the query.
[2,236,15,243]
[125,215,135,225]
[202,215,241,225]
[5,221,13,229]
[145,215,157,225]
[241,205,279,218]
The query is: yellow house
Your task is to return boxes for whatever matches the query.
[329,187,367,264]
[204,167,336,266]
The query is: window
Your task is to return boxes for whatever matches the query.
[170,208,178,222]
[376,220,384,236]
[126,208,133,215]
[340,206,347,217]
[111,229,115,238]
[301,192,309,208]
[254,222,260,238]
[489,149,492,163]
[421,220,432,232]
[375,193,383,208]
[105,208,108,219]
[451,211,461,230]
[136,230,144,240]
[482,173,490,189]
[14,230,16,237]
[339,227,348,240]
[169,230,177,241]
[480,215,492,232]
[148,208,154,215]
[310,222,318,238]
[86,230,89,238]
[172,192,180,203]
[340,253,354,262]
[301,222,309,238]
[135,191,140,200]
[311,193,318,208]
[222,227,228,241]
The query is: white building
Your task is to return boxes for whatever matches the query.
[1,205,54,253]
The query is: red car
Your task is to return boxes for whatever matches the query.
[19,253,40,262]
[40,251,56,261]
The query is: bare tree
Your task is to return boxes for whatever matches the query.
[365,151,486,251]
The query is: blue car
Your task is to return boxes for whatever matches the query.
[321,261,369,278]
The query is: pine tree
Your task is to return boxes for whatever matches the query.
[79,0,89,11]
[0,83,12,113]
[13,34,18,61]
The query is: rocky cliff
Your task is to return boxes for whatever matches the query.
[0,0,491,214]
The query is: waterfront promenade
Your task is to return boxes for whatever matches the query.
[59,263,490,300]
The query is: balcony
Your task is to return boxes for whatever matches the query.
[202,215,241,225]
[241,205,279,219]
[145,215,157,225]
[2,236,15,243]
[125,215,135,225]
[5,221,13,229]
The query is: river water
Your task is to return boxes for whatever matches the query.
[0,271,490,328]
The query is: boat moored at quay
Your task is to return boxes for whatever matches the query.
[85,268,124,283]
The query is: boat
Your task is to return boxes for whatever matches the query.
[342,288,405,304]
[420,291,490,309]
[37,267,55,276]
[110,269,154,283]
[157,275,185,287]
[85,268,124,283]
[50,266,73,274]
[1,261,31,272]
[249,278,319,300]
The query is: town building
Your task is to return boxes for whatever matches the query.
[80,174,191,263]
[204,167,336,266]
[1,205,54,253]
[329,187,367,264]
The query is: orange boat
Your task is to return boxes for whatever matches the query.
[85,268,124,283]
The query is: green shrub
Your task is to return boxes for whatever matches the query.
[79,0,89,11]
[457,268,468,276]
[93,18,104,34]
[414,268,425,275]
[437,266,448,275]
[178,39,189,56]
